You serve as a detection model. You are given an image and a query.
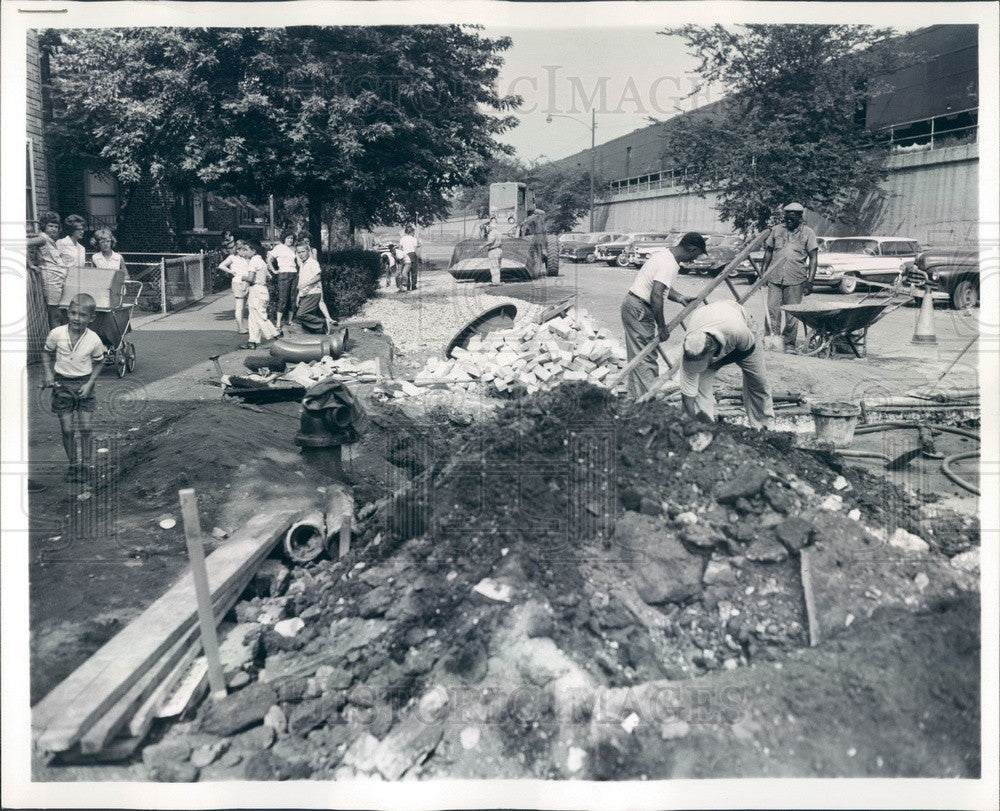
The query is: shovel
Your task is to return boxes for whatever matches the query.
[761,298,784,352]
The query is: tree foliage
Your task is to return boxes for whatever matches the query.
[44,26,519,244]
[661,25,904,233]
[455,153,607,234]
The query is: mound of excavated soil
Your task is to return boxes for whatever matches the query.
[155,384,978,781]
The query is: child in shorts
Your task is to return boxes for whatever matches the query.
[42,293,105,481]
[218,243,250,333]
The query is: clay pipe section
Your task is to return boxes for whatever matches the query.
[270,329,349,362]
[283,510,327,564]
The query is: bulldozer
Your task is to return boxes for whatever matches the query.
[448,182,560,282]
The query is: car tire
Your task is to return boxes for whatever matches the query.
[838,274,858,295]
[585,253,596,263]
[616,253,630,268]
[951,279,978,310]
[678,265,689,275]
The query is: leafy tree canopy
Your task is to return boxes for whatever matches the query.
[44,26,519,244]
[661,25,904,234]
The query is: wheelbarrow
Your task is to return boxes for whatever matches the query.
[782,293,912,359]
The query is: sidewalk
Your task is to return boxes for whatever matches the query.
[130,291,234,333]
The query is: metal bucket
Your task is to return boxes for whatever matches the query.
[810,401,861,447]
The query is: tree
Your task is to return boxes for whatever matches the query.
[661,25,904,234]
[44,27,519,246]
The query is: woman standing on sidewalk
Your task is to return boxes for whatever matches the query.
[242,240,279,349]
[218,241,250,334]
[267,230,298,330]
[27,212,68,329]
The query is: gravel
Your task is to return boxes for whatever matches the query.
[357,270,545,354]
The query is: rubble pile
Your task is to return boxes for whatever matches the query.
[395,309,627,397]
[152,384,978,782]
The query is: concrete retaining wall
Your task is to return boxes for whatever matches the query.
[593,143,979,244]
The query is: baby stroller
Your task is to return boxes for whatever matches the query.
[59,267,143,377]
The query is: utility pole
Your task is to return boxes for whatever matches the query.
[589,107,596,232]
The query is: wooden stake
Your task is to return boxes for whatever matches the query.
[800,548,820,647]
[178,489,228,700]
[338,508,352,559]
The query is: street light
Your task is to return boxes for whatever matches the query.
[545,109,597,231]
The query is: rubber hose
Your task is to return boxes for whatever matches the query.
[941,451,980,495]
[854,421,980,442]
[835,450,892,463]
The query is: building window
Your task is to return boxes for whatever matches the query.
[85,170,119,228]
[26,138,38,227]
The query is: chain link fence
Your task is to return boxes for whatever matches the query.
[121,250,229,313]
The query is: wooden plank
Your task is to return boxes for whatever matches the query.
[82,578,244,751]
[179,489,228,700]
[32,509,297,753]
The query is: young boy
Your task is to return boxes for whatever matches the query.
[293,241,336,333]
[41,293,105,480]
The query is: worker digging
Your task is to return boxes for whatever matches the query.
[18,19,990,806]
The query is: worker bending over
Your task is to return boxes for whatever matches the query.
[679,299,774,429]
[620,232,706,398]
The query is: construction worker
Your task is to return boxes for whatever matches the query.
[485,217,503,286]
[679,299,774,429]
[620,232,706,398]
[760,202,819,352]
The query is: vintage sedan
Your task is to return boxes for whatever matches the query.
[558,231,588,243]
[596,232,674,267]
[624,232,681,266]
[813,236,921,294]
[903,246,981,309]
[680,234,747,276]
[558,232,627,263]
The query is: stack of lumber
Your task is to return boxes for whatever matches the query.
[407,308,627,396]
[31,509,298,763]
[280,356,382,388]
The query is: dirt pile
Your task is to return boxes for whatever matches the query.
[163,384,978,781]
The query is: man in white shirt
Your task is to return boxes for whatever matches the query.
[620,232,706,398]
[679,299,774,429]
[398,226,420,291]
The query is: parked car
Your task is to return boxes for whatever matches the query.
[596,232,674,267]
[558,231,587,243]
[903,246,981,309]
[624,232,681,266]
[559,232,627,263]
[679,234,747,276]
[813,236,921,294]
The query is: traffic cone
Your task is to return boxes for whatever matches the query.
[910,288,938,345]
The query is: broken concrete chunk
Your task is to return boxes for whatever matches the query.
[190,741,226,769]
[273,617,305,638]
[716,465,770,503]
[887,527,930,554]
[472,578,512,602]
[201,682,278,736]
[149,762,199,782]
[372,715,445,780]
[703,558,738,586]
[263,704,288,735]
[142,739,192,768]
[774,516,815,553]
[681,523,726,549]
[949,548,979,573]
[745,536,789,563]
[660,719,691,740]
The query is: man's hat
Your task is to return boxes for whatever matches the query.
[683,330,710,359]
[782,202,805,213]
[678,231,708,256]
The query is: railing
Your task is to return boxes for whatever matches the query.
[876,107,978,151]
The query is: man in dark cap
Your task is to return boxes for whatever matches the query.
[620,232,706,398]
[760,202,819,352]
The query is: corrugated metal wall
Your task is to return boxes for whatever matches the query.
[594,144,979,244]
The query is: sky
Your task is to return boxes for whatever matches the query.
[487,27,715,163]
